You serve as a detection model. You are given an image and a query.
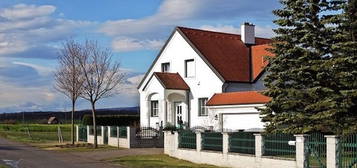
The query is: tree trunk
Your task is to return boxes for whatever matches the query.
[71,100,75,145]
[91,102,97,148]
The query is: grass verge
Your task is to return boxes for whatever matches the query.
[108,154,223,168]
[38,143,121,152]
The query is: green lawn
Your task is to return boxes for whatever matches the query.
[109,154,223,168]
[0,164,9,168]
[0,124,73,143]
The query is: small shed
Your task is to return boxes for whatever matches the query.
[48,117,59,124]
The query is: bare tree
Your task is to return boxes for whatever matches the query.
[77,40,125,148]
[54,40,84,145]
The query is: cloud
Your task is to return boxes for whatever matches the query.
[0,4,93,59]
[0,4,56,20]
[99,0,279,51]
[112,38,164,52]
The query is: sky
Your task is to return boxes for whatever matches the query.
[0,0,280,113]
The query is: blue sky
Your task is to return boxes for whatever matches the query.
[0,0,280,113]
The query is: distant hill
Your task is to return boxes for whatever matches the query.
[0,106,139,124]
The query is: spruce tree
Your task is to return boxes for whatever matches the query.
[260,0,339,134]
[323,0,357,134]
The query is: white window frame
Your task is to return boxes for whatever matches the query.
[161,62,170,72]
[185,59,195,78]
[151,100,159,117]
[198,98,208,116]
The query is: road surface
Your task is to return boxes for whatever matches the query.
[0,138,121,168]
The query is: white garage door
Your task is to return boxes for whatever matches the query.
[222,113,264,131]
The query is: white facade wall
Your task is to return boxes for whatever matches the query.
[139,31,223,128]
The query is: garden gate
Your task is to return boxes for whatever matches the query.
[307,133,326,168]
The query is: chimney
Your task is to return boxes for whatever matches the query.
[241,22,255,44]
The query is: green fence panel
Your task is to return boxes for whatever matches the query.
[229,132,255,155]
[263,133,296,159]
[339,134,357,168]
[88,126,102,135]
[110,126,117,137]
[119,127,127,138]
[78,125,87,141]
[179,130,196,149]
[202,132,223,151]
[307,133,326,168]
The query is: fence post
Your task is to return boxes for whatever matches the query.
[325,135,339,168]
[87,125,90,143]
[295,134,309,168]
[117,126,119,148]
[222,132,229,154]
[127,126,131,148]
[174,131,179,149]
[76,125,79,142]
[254,134,263,157]
[196,132,202,152]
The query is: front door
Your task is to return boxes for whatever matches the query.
[174,102,183,127]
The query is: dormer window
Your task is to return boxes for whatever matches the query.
[185,59,195,77]
[161,62,170,72]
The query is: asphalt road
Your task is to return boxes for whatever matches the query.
[0,138,121,168]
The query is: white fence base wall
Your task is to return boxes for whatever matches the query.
[84,126,131,148]
[87,135,104,145]
[164,131,297,168]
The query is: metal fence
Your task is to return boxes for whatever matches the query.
[119,127,127,138]
[110,126,117,137]
[202,132,223,151]
[263,133,296,159]
[339,134,357,168]
[136,127,160,139]
[78,125,87,141]
[178,130,196,149]
[307,133,326,168]
[89,126,102,136]
[229,132,255,155]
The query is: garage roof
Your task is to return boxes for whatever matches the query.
[206,91,271,106]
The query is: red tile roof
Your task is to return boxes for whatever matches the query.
[177,27,273,82]
[251,44,274,80]
[206,91,271,106]
[154,72,190,90]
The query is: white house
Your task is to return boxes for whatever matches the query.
[137,23,273,131]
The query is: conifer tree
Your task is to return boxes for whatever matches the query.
[260,0,339,134]
[322,0,357,134]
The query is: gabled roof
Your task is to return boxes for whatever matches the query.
[137,26,273,89]
[177,27,272,82]
[153,72,190,90]
[206,91,271,106]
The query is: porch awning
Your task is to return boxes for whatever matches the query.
[154,72,190,90]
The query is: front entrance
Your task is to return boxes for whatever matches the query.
[174,102,183,127]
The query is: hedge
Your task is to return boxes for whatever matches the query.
[82,115,139,126]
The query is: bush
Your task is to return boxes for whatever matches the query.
[81,115,139,126]
[163,123,177,131]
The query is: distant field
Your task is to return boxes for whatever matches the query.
[0,124,73,143]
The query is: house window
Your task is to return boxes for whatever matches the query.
[151,101,159,117]
[161,62,170,72]
[185,59,195,77]
[198,98,208,116]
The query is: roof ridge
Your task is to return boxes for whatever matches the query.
[177,26,272,41]
[177,26,242,37]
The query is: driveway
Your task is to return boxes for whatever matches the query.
[0,137,163,168]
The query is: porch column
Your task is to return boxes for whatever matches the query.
[164,99,168,126]
[146,100,150,127]
[159,99,166,128]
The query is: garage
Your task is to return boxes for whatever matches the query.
[221,113,264,131]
